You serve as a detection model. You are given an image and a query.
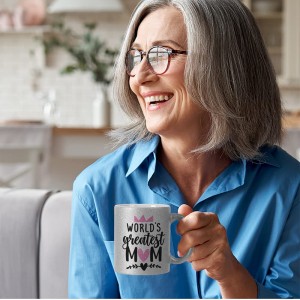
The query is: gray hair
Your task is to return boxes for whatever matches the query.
[110,0,282,160]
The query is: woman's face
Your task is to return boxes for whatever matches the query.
[129,6,207,138]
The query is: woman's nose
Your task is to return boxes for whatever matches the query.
[134,58,158,84]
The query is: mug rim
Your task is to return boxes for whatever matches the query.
[115,204,169,208]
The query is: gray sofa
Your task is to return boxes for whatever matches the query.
[0,188,72,299]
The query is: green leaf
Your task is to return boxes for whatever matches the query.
[60,65,79,74]
[38,20,119,84]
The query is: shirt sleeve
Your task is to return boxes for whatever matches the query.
[68,188,119,298]
[257,191,300,299]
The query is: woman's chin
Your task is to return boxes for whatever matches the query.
[145,122,165,135]
[145,123,173,137]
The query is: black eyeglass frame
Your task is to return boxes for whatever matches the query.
[125,46,188,77]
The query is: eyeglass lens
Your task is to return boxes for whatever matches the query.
[126,47,169,76]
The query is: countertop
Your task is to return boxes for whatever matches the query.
[52,113,300,135]
[283,112,300,128]
[1,112,300,136]
[52,126,112,136]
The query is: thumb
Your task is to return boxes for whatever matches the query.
[178,204,193,217]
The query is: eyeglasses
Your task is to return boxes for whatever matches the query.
[125,46,188,76]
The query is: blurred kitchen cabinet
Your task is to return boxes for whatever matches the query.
[242,0,300,84]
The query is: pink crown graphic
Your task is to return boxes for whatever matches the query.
[134,215,154,222]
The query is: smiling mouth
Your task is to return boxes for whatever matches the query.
[144,94,174,105]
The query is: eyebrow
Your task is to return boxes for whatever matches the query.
[131,39,185,50]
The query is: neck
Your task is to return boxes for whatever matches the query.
[158,136,231,206]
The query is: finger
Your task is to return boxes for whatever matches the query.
[178,204,193,217]
[191,248,225,274]
[186,240,218,263]
[177,211,215,235]
[178,220,227,256]
[177,228,211,255]
[180,246,218,273]
[191,255,213,272]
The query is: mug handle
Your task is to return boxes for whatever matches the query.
[169,213,193,264]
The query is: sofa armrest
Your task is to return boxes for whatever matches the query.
[0,188,52,298]
[39,191,72,299]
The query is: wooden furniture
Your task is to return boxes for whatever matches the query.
[0,147,42,188]
[0,124,52,188]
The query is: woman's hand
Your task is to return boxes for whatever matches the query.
[177,204,257,298]
[177,204,233,280]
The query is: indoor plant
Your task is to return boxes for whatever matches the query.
[41,21,118,84]
[40,21,118,127]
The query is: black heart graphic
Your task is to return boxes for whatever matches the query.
[140,263,148,271]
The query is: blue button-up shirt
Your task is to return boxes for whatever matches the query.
[69,136,300,298]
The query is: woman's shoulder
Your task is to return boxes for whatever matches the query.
[270,146,300,172]
[71,142,137,214]
[72,135,159,194]
[72,136,159,212]
[255,145,300,183]
[74,143,135,187]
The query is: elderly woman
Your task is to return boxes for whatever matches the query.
[68,0,300,298]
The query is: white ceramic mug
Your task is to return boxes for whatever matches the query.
[114,204,192,275]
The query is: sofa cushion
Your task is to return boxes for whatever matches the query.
[39,191,72,299]
[0,188,52,298]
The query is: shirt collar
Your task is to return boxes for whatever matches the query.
[196,146,280,204]
[252,145,280,168]
[126,135,160,177]
[126,137,280,177]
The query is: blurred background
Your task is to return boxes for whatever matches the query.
[0,0,299,190]
[0,0,140,127]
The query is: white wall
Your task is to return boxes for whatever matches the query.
[0,0,133,127]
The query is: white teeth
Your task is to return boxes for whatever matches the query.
[144,95,170,103]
